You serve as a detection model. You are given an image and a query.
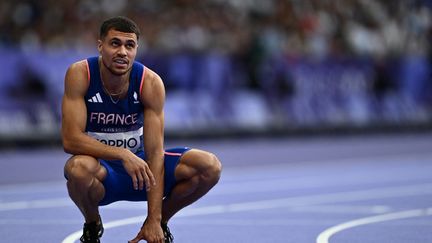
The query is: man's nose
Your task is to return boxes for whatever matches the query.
[117,45,127,56]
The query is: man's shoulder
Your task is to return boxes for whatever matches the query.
[142,66,162,83]
[140,64,165,104]
[64,59,90,86]
[68,59,88,73]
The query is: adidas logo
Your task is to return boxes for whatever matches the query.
[88,92,103,103]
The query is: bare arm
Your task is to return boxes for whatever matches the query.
[128,68,166,243]
[62,61,155,191]
[141,69,165,222]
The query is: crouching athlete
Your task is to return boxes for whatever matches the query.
[62,16,222,243]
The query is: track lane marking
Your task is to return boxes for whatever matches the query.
[316,208,432,243]
[3,183,432,211]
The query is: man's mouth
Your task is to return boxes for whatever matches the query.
[113,58,128,65]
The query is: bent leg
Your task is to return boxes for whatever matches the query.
[162,149,222,223]
[64,155,107,223]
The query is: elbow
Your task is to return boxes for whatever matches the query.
[61,126,87,155]
[62,134,78,154]
[63,146,73,155]
[62,139,73,154]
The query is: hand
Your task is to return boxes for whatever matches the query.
[121,150,156,191]
[128,219,165,243]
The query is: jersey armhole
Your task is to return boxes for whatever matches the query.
[139,65,146,99]
[85,59,90,83]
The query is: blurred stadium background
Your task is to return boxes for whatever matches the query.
[1,0,432,146]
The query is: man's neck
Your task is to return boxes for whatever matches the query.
[99,59,130,97]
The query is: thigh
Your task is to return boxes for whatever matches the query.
[174,149,216,181]
[164,147,191,190]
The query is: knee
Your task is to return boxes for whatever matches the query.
[64,155,98,181]
[201,153,222,185]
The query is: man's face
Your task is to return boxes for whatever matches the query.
[98,29,138,76]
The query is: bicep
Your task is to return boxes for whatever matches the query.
[61,64,88,140]
[141,72,165,155]
[62,93,87,136]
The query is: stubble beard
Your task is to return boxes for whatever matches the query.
[101,58,132,76]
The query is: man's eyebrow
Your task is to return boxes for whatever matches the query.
[109,37,121,42]
[125,40,137,45]
[108,37,136,44]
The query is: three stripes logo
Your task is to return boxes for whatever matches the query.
[88,92,103,103]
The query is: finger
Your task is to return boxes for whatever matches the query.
[131,174,138,190]
[146,167,156,186]
[128,233,143,243]
[128,237,137,243]
[141,168,151,191]
[158,237,164,243]
[137,170,144,191]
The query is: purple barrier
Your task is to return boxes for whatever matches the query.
[0,49,430,141]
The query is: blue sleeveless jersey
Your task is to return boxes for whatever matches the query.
[85,56,145,153]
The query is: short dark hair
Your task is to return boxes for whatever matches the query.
[99,16,140,40]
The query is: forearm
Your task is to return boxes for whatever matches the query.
[141,70,166,223]
[63,131,129,161]
[143,114,165,222]
[146,152,165,222]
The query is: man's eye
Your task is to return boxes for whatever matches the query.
[111,42,120,46]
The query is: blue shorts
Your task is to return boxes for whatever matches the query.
[98,147,190,206]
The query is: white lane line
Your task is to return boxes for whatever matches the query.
[224,183,432,212]
[3,183,432,212]
[316,208,432,243]
[0,198,72,211]
[0,219,82,225]
[163,218,341,226]
[210,172,432,196]
[0,180,65,194]
[106,203,391,215]
[0,204,391,227]
[104,183,432,211]
[290,205,392,214]
[222,151,432,174]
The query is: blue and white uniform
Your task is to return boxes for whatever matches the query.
[85,56,145,153]
[84,56,189,206]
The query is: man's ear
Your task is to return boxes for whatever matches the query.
[97,40,102,54]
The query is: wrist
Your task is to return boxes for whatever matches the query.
[119,148,133,161]
[146,215,162,224]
